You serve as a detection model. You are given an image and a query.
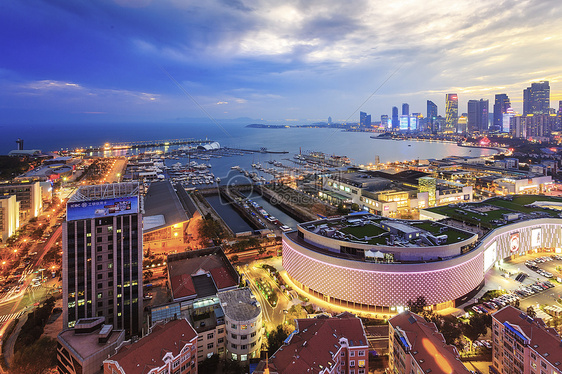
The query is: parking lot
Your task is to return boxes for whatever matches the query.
[466,251,562,317]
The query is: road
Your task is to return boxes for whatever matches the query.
[240,261,291,330]
[0,222,62,334]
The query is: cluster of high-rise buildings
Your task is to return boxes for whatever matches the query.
[358,81,562,139]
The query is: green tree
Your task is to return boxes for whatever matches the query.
[463,313,490,342]
[527,306,537,318]
[268,324,290,355]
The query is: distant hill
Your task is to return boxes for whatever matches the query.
[246,124,288,129]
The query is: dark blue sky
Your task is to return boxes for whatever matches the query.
[1,0,561,125]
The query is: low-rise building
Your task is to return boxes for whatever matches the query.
[218,288,262,362]
[492,305,562,374]
[255,312,369,374]
[389,311,468,374]
[103,318,198,374]
[57,317,125,374]
[0,181,42,221]
[167,247,239,303]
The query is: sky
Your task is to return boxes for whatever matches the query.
[1,0,562,125]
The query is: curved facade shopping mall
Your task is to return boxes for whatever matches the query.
[282,199,562,313]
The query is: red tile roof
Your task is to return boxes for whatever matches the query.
[170,273,196,299]
[390,312,469,374]
[268,313,368,374]
[209,266,238,289]
[493,305,562,365]
[109,319,197,374]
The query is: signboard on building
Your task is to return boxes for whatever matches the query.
[484,241,497,271]
[510,232,520,253]
[531,228,542,248]
[67,196,139,221]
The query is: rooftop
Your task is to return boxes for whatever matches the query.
[109,319,197,374]
[493,305,562,366]
[218,288,261,322]
[143,180,189,232]
[266,313,368,374]
[301,213,474,246]
[69,182,139,202]
[167,247,239,301]
[390,311,469,374]
[58,318,125,362]
[424,195,562,229]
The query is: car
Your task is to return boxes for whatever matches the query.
[472,306,482,314]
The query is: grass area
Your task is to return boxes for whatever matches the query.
[424,195,562,229]
[410,221,473,244]
[339,224,387,239]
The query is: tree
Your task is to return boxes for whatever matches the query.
[527,306,537,318]
[267,324,290,355]
[407,296,427,314]
[463,313,490,342]
[11,337,57,374]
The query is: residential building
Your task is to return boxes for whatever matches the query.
[255,312,369,374]
[0,181,42,222]
[389,311,469,374]
[57,317,125,374]
[0,195,19,243]
[151,295,227,362]
[63,183,143,337]
[218,288,262,362]
[103,318,198,374]
[445,94,458,133]
[359,112,371,128]
[493,94,511,132]
[492,305,562,374]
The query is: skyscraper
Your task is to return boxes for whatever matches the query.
[381,115,389,128]
[467,99,489,134]
[523,81,550,115]
[427,100,437,119]
[359,111,371,127]
[63,182,143,337]
[427,100,438,133]
[392,106,399,130]
[556,100,562,131]
[328,116,332,125]
[493,94,511,132]
[445,94,458,133]
[402,103,409,116]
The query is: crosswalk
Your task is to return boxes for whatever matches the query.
[0,310,26,324]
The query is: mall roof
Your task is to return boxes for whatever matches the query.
[143,180,189,232]
[390,311,469,374]
[109,319,197,374]
[266,313,368,374]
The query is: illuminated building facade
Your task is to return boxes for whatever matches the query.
[0,181,42,222]
[63,183,143,337]
[445,94,458,133]
[389,311,468,373]
[0,195,19,242]
[392,106,399,130]
[492,306,562,374]
[283,210,562,313]
[418,177,436,207]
